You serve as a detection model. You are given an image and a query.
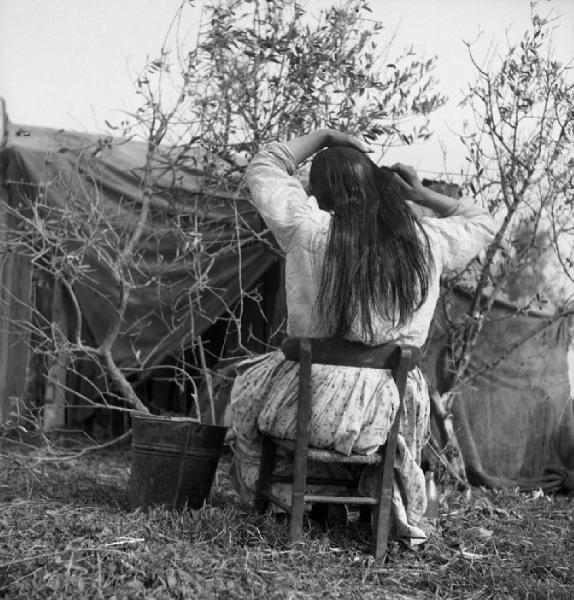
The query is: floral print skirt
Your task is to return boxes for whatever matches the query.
[229,350,431,545]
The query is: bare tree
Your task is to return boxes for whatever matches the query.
[420,5,574,487]
[1,0,446,433]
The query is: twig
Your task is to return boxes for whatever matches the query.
[23,430,133,463]
[197,336,216,426]
[0,544,137,571]
[427,441,469,490]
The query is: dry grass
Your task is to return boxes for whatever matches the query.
[1,437,573,600]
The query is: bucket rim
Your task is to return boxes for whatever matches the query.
[130,413,228,431]
[131,413,199,423]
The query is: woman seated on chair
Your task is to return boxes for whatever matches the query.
[230,129,497,544]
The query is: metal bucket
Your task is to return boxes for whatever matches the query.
[128,414,227,510]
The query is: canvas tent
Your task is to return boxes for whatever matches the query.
[424,287,574,492]
[0,103,282,425]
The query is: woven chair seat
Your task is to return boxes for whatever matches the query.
[272,437,383,465]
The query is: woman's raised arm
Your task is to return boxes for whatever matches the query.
[285,129,371,166]
[390,162,485,219]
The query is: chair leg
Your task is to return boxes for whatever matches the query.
[289,338,312,544]
[254,435,277,514]
[371,347,410,560]
[289,447,308,543]
[372,412,402,560]
[372,463,394,561]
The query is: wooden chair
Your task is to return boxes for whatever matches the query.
[254,337,421,561]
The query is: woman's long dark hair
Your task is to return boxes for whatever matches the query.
[309,146,432,342]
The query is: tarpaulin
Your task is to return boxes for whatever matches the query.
[424,288,574,491]
[1,123,277,370]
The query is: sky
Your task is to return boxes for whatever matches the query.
[1,0,573,177]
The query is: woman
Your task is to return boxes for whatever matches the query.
[230,129,497,544]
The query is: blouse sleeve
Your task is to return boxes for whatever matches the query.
[245,141,313,251]
[422,199,499,273]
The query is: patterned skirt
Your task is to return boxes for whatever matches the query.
[229,350,431,545]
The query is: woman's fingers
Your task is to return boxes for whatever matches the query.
[325,130,373,153]
[390,162,417,183]
[391,171,413,191]
[388,163,428,204]
[345,134,373,153]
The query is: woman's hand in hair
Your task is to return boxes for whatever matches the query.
[323,129,372,154]
[391,162,463,218]
[389,163,426,204]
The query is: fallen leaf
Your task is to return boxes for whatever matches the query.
[466,526,494,540]
[461,549,487,560]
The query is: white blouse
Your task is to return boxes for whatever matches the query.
[246,142,498,347]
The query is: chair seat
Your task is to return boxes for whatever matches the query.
[270,436,383,465]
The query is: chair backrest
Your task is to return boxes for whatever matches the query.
[281,337,421,417]
[281,337,420,372]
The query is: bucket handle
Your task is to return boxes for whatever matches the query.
[173,423,193,508]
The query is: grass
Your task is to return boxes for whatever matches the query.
[0,436,573,600]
